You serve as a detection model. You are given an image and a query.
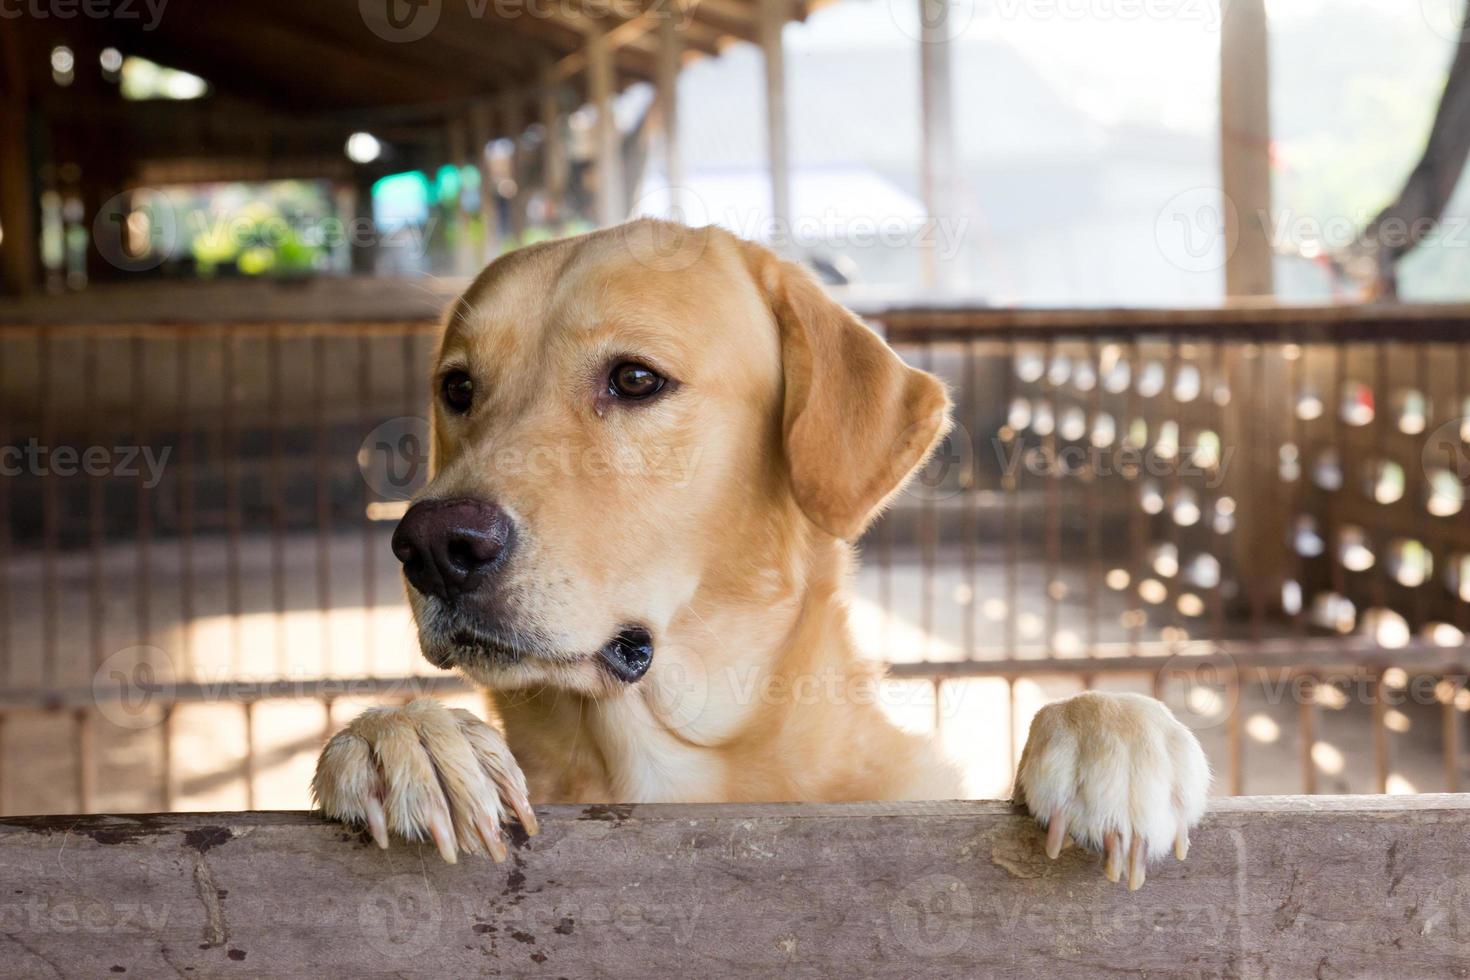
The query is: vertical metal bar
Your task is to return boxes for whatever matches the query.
[0,336,10,686]
[1005,676,1018,777]
[1329,343,1347,601]
[74,708,93,812]
[1298,672,1317,794]
[1459,346,1470,636]
[86,336,106,671]
[242,699,256,810]
[268,327,287,675]
[1042,338,1059,650]
[930,678,943,738]
[1208,341,1227,644]
[1442,677,1461,793]
[1003,339,1018,661]
[38,328,58,688]
[1371,670,1389,793]
[314,335,333,676]
[1411,343,1430,633]
[1127,339,1145,652]
[1370,343,1389,617]
[1247,342,1266,645]
[1085,339,1101,654]
[176,334,196,678]
[962,341,978,660]
[1227,665,1244,795]
[1285,344,1304,634]
[359,333,377,672]
[223,332,244,675]
[322,697,337,747]
[160,705,174,811]
[1165,341,1183,645]
[133,335,153,647]
[0,713,7,813]
[919,344,936,660]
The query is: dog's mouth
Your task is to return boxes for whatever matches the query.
[596,626,654,684]
[426,620,654,685]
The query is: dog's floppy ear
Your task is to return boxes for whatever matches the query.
[746,246,952,541]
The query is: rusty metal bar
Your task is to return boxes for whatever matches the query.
[133,335,154,650]
[85,336,106,673]
[243,699,256,810]
[223,331,244,676]
[313,335,334,676]
[175,333,196,678]
[38,328,58,689]
[359,333,377,673]
[269,326,288,676]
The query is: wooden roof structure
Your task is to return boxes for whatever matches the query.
[2,0,814,174]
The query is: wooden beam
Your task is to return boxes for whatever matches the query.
[2,798,1468,975]
[759,0,791,246]
[918,0,958,292]
[588,29,625,226]
[1219,0,1274,299]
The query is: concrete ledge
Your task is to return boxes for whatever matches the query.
[2,797,1468,977]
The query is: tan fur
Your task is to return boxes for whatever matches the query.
[313,221,1207,885]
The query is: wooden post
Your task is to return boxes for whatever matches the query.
[499,92,528,244]
[1219,0,1274,299]
[0,20,36,296]
[918,0,958,292]
[759,0,791,246]
[470,100,500,263]
[656,6,684,216]
[446,117,475,276]
[588,29,625,227]
[539,70,568,228]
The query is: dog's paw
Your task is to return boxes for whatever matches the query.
[312,698,538,863]
[1014,691,1208,890]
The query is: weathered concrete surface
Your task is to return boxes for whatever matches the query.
[2,797,1468,978]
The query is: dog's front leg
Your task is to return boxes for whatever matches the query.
[312,698,537,863]
[1013,691,1208,890]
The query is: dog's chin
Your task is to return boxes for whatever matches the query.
[419,623,655,696]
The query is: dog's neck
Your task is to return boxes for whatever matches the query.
[490,532,943,804]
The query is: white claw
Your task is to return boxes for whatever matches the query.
[1045,808,1068,860]
[365,798,390,850]
[427,805,458,864]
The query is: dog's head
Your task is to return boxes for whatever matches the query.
[396,220,949,698]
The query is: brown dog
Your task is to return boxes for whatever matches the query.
[313,220,1208,889]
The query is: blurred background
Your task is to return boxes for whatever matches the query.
[1,0,1469,815]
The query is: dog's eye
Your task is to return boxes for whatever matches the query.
[608,362,665,400]
[441,370,475,414]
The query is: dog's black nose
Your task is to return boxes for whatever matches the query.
[392,498,513,601]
